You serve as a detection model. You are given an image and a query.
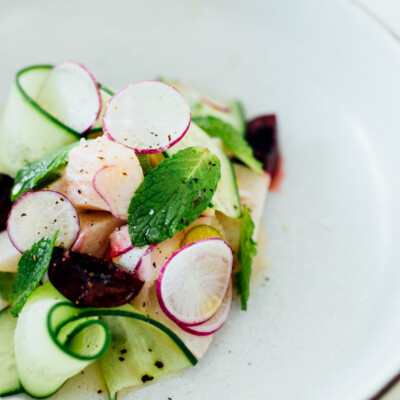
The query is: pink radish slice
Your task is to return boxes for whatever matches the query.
[7,190,79,253]
[179,280,233,336]
[157,238,233,326]
[36,60,101,133]
[93,165,137,220]
[171,80,230,113]
[112,244,154,272]
[109,225,132,258]
[199,96,230,113]
[103,81,191,154]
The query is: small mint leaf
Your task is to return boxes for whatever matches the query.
[128,147,221,246]
[0,272,15,301]
[11,142,79,201]
[236,206,257,311]
[9,232,58,317]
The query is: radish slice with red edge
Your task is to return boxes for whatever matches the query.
[179,280,233,336]
[93,165,138,221]
[36,60,102,133]
[109,225,132,258]
[7,190,79,253]
[169,80,230,112]
[157,238,232,326]
[112,244,154,273]
[103,81,191,154]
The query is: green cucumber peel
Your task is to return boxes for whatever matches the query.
[192,116,263,174]
[128,146,221,246]
[0,65,112,176]
[236,205,258,311]
[11,142,78,201]
[4,282,196,398]
[15,65,112,138]
[136,154,153,176]
[9,232,58,317]
[15,65,80,139]
[0,307,21,397]
[0,272,15,302]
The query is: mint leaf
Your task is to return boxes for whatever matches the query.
[128,147,221,246]
[0,272,15,301]
[11,142,79,201]
[192,116,263,174]
[237,206,257,311]
[9,232,58,317]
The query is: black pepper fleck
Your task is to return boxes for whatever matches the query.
[141,375,154,383]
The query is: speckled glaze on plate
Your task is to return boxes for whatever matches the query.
[1,0,400,399]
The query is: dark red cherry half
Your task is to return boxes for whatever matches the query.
[246,115,281,181]
[48,247,144,308]
[0,174,13,231]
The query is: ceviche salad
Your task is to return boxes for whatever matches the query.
[0,61,280,399]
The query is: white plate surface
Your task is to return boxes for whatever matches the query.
[1,0,400,399]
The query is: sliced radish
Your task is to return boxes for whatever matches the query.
[157,238,232,326]
[7,190,79,253]
[131,283,214,359]
[112,244,153,272]
[169,80,230,113]
[109,225,132,258]
[179,280,233,336]
[36,61,101,133]
[93,165,138,220]
[103,81,191,154]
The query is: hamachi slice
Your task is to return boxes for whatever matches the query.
[0,230,21,273]
[233,163,270,238]
[63,136,143,211]
[72,212,124,258]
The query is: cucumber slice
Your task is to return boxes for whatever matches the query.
[165,123,241,218]
[99,313,196,400]
[0,307,21,397]
[14,282,107,398]
[0,66,78,176]
[0,66,111,177]
[9,281,196,398]
[160,78,246,137]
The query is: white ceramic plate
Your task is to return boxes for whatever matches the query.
[1,0,400,399]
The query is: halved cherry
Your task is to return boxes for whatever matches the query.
[48,247,144,307]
